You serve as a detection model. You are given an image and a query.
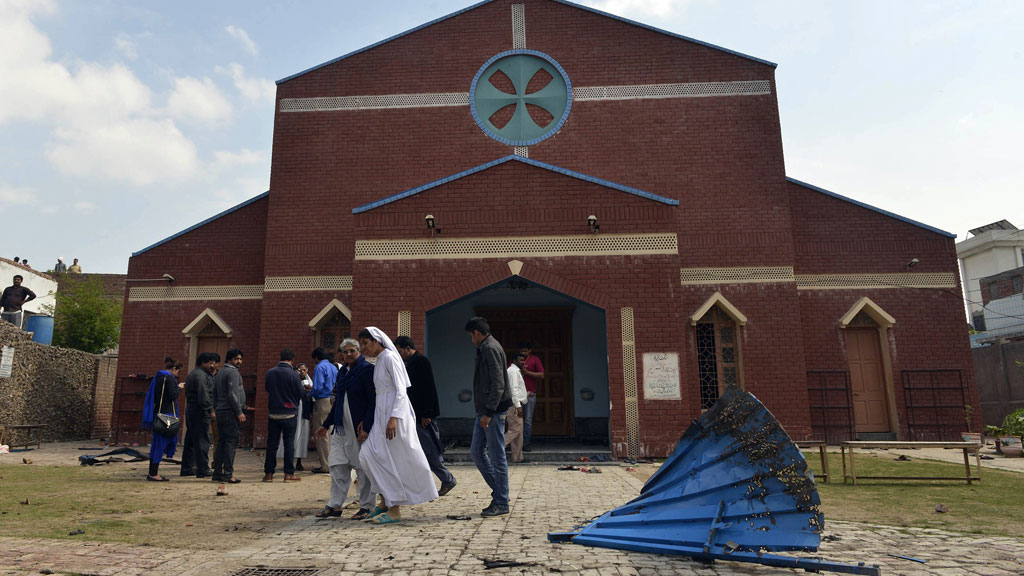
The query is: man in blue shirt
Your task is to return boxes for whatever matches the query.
[310,347,339,473]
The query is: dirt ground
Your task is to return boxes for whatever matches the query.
[1,441,664,550]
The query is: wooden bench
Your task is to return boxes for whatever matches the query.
[840,441,981,485]
[0,424,45,450]
[796,440,830,483]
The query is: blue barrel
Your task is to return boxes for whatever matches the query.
[25,315,54,345]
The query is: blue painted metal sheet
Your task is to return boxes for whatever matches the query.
[549,385,881,575]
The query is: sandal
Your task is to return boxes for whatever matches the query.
[370,512,401,524]
[315,506,341,518]
[350,508,372,520]
[146,475,169,482]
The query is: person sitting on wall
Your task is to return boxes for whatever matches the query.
[1,275,36,330]
[67,258,82,273]
[53,257,67,274]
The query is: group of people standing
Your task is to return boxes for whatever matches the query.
[140,317,543,522]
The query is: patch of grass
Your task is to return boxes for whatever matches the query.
[0,465,161,543]
[803,451,1024,536]
[0,463,303,547]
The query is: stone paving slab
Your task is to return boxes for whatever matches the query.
[2,466,1023,575]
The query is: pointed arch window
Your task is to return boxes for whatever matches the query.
[309,299,352,351]
[690,293,746,409]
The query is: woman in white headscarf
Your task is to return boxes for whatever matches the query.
[357,326,438,524]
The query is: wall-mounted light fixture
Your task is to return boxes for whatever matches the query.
[906,258,920,270]
[425,214,441,236]
[126,273,175,284]
[587,214,600,234]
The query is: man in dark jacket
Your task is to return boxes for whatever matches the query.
[1,275,36,329]
[180,352,218,478]
[395,336,457,496]
[211,348,245,483]
[466,316,513,517]
[264,349,306,483]
[313,338,377,519]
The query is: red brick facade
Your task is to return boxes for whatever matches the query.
[114,0,978,454]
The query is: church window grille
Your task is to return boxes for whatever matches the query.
[696,307,742,409]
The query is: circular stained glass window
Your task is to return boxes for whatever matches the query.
[469,50,572,146]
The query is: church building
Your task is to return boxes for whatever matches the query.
[114,0,977,456]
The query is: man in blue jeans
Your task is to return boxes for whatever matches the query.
[466,316,514,517]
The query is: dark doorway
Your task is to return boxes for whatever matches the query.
[477,307,574,437]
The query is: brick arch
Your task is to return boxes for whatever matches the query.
[422,259,611,311]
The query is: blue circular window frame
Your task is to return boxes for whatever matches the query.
[469,49,573,147]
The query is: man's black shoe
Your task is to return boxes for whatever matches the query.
[180,470,195,477]
[438,481,457,496]
[481,501,496,514]
[481,505,510,517]
[310,467,327,474]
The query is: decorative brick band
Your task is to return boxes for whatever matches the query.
[397,311,411,337]
[512,4,526,49]
[280,93,469,112]
[128,285,263,302]
[573,80,771,101]
[796,273,957,290]
[278,81,771,113]
[680,266,794,285]
[621,307,640,459]
[264,276,353,292]
[355,233,678,260]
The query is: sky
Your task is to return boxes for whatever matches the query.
[1,0,1022,274]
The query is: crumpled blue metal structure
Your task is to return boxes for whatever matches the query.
[549,385,880,575]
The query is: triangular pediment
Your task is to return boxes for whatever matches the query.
[182,308,233,337]
[839,297,895,328]
[353,155,678,214]
[690,292,747,326]
[309,299,353,329]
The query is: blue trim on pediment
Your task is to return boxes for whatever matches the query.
[277,0,774,86]
[787,177,954,238]
[132,191,270,256]
[352,155,679,214]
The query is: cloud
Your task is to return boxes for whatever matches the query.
[0,185,37,208]
[47,119,200,186]
[167,75,233,124]
[0,3,215,185]
[219,62,275,104]
[580,0,692,18]
[213,148,265,169]
[225,25,257,56]
[114,33,138,60]
[73,201,97,214]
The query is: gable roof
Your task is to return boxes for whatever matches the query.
[277,0,775,85]
[132,191,269,257]
[352,155,679,214]
[786,177,955,239]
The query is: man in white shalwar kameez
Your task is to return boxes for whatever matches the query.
[314,340,377,519]
[357,327,438,524]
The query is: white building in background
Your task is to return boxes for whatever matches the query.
[957,220,1024,331]
[0,258,57,316]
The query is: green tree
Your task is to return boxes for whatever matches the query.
[52,276,122,353]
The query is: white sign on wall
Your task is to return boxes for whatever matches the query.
[642,352,680,400]
[0,346,14,378]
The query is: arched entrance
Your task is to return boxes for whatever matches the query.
[425,277,609,445]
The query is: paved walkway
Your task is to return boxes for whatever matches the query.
[2,461,1023,575]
